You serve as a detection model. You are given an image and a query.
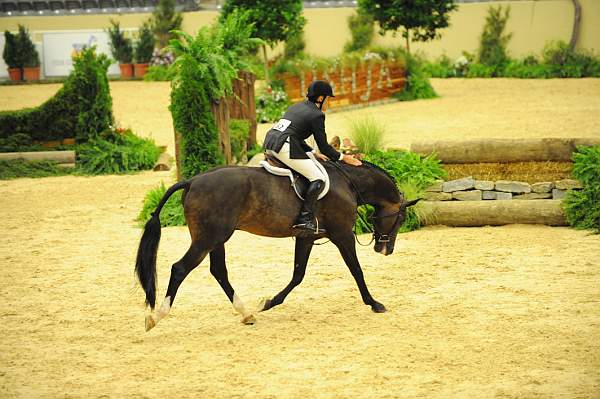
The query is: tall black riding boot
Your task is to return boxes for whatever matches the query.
[293,180,326,235]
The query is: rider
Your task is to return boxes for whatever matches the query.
[263,80,363,235]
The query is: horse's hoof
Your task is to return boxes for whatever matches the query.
[257,297,272,312]
[145,315,156,332]
[241,314,256,325]
[371,302,387,313]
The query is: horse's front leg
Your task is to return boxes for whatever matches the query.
[332,233,386,313]
[258,237,314,312]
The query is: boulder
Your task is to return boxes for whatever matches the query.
[513,192,553,200]
[552,189,566,200]
[425,180,444,192]
[443,177,475,192]
[531,182,554,193]
[495,180,531,194]
[453,190,482,201]
[482,191,512,200]
[425,192,452,201]
[554,179,583,190]
[474,180,494,191]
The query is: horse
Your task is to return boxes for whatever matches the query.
[135,160,420,331]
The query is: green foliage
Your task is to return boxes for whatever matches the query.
[564,146,600,233]
[542,41,600,78]
[247,144,263,160]
[17,25,39,68]
[477,5,512,74]
[107,20,133,64]
[0,46,114,143]
[76,129,160,175]
[0,159,75,179]
[2,30,20,68]
[143,65,176,81]
[503,58,552,79]
[137,182,186,227]
[354,149,445,234]
[135,23,155,63]
[284,29,306,59]
[344,11,374,53]
[348,116,385,154]
[0,133,44,152]
[358,0,458,53]
[220,0,305,49]
[256,86,290,123]
[151,0,183,48]
[466,63,494,78]
[423,54,456,78]
[396,53,437,101]
[229,119,250,162]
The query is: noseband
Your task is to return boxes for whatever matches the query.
[369,209,403,244]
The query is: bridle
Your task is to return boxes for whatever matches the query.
[330,161,403,247]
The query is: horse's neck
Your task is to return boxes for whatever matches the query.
[336,164,397,206]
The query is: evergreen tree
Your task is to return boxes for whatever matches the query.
[151,0,183,48]
[477,5,512,71]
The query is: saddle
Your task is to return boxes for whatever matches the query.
[260,153,330,200]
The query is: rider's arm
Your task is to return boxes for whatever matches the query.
[311,114,343,161]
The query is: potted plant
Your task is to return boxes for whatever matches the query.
[18,25,41,81]
[133,22,154,78]
[3,30,22,81]
[107,20,134,79]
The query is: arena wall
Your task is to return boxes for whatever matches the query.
[0,0,598,76]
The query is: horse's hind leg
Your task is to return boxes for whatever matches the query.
[258,237,314,312]
[146,243,209,331]
[209,243,256,325]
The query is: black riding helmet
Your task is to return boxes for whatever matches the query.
[307,80,335,109]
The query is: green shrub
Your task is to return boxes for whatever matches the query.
[18,25,40,68]
[564,146,600,233]
[0,47,114,143]
[466,63,495,78]
[137,182,186,227]
[0,133,45,152]
[344,11,374,53]
[354,149,446,234]
[0,159,75,179]
[348,116,385,154]
[423,54,455,78]
[502,58,552,78]
[76,130,160,174]
[229,119,250,162]
[477,5,512,74]
[256,86,290,123]
[107,20,133,64]
[135,22,155,64]
[542,41,600,78]
[284,29,306,59]
[3,30,21,69]
[143,65,176,81]
[395,53,437,101]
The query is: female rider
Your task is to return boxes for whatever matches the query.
[263,80,363,235]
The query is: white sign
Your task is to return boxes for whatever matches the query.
[0,35,8,78]
[42,31,120,77]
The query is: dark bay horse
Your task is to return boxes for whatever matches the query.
[135,160,420,331]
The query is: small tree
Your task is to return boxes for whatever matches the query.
[151,0,183,49]
[358,0,457,55]
[284,28,305,59]
[107,20,133,64]
[220,0,305,81]
[135,22,155,64]
[17,25,40,68]
[2,31,21,69]
[344,11,374,53]
[477,5,512,72]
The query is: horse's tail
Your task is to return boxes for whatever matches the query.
[135,180,190,310]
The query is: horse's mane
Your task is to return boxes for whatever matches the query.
[359,160,398,186]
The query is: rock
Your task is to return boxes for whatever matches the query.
[443,177,475,193]
[483,191,512,200]
[531,182,554,193]
[495,180,531,194]
[424,192,452,201]
[474,180,494,191]
[246,153,265,167]
[453,190,482,201]
[425,180,444,192]
[552,189,566,200]
[513,192,553,200]
[496,192,513,200]
[554,179,583,190]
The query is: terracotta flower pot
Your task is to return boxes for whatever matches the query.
[119,63,134,79]
[134,63,149,78]
[23,66,40,81]
[8,68,22,81]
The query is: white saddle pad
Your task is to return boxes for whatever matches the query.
[260,152,330,200]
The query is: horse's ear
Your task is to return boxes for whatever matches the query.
[401,198,422,210]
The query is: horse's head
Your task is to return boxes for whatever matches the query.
[372,198,421,256]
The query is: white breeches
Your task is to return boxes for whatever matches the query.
[266,141,327,182]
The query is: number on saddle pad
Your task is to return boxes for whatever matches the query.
[273,118,292,132]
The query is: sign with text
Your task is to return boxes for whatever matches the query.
[42,31,120,77]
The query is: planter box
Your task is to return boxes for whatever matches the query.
[7,68,22,81]
[23,66,40,81]
[134,63,149,78]
[119,63,134,79]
